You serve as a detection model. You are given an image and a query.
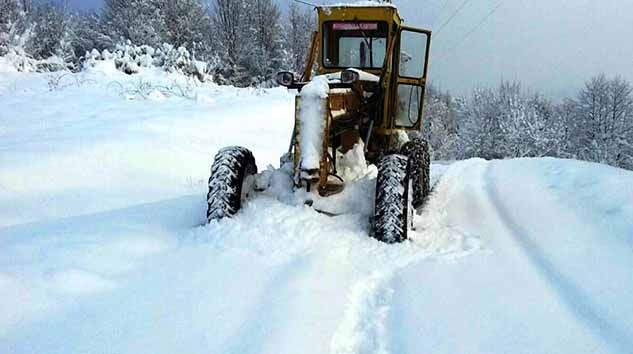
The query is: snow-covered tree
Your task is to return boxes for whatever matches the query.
[210,0,246,83]
[458,86,505,159]
[455,81,566,160]
[244,0,286,83]
[568,74,633,169]
[211,0,243,63]
[211,0,286,86]
[66,12,112,58]
[25,3,70,60]
[0,0,21,31]
[0,0,29,56]
[285,2,315,73]
[161,0,212,57]
[103,0,165,47]
[422,85,461,160]
[495,83,547,157]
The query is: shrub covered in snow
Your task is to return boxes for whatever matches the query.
[0,47,69,73]
[82,42,213,82]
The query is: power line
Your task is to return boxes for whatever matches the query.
[437,0,505,60]
[434,0,472,36]
[293,0,319,7]
[433,0,453,27]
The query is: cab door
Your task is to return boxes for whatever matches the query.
[392,27,431,130]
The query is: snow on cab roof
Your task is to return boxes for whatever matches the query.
[322,1,397,8]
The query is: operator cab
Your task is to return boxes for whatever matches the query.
[315,5,431,130]
[276,4,431,131]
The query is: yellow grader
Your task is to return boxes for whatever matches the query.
[207,1,432,243]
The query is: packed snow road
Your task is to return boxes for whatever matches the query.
[1,70,632,354]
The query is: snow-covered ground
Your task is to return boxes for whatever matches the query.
[1,68,632,354]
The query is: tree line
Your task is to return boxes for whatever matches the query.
[0,0,314,85]
[423,75,633,170]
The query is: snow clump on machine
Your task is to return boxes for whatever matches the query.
[298,75,330,172]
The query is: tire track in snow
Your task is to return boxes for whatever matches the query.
[197,195,394,354]
[329,270,394,354]
[484,162,633,354]
[217,254,315,354]
[329,161,484,354]
[328,248,435,354]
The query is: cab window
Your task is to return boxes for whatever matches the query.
[322,21,388,69]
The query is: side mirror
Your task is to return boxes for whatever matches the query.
[276,71,295,87]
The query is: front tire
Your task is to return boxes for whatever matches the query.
[373,154,410,243]
[207,146,257,223]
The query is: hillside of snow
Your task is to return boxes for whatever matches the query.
[1,69,633,354]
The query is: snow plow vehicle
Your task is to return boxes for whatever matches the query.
[207,1,432,243]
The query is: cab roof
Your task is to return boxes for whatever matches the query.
[321,1,396,8]
[317,5,402,25]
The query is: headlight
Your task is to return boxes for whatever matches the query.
[276,71,294,87]
[341,69,360,84]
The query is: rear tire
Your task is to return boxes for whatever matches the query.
[400,137,430,209]
[373,154,410,243]
[207,146,257,223]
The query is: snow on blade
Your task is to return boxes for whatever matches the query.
[347,68,380,82]
[298,75,330,171]
[326,69,380,83]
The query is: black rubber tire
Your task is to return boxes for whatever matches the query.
[373,154,410,243]
[206,146,257,223]
[400,137,430,209]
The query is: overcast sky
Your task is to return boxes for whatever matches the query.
[393,0,633,97]
[55,0,633,97]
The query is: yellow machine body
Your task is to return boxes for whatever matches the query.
[290,4,432,196]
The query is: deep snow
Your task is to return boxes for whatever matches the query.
[1,68,632,354]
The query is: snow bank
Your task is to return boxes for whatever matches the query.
[0,56,18,73]
[298,75,330,171]
[0,72,293,227]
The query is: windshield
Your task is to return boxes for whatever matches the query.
[322,21,388,69]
